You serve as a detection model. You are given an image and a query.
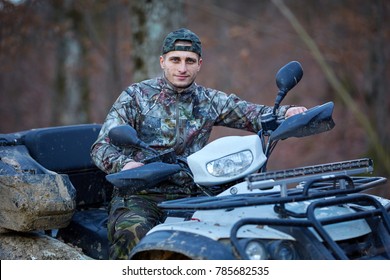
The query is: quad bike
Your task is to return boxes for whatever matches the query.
[0,62,389,260]
[105,61,390,260]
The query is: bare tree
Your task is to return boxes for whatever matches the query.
[52,0,89,125]
[130,0,185,82]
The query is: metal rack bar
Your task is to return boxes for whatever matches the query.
[247,158,373,191]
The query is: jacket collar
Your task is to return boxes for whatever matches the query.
[160,75,197,97]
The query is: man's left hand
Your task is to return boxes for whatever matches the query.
[285,106,307,118]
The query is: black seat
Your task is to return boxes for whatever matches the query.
[23,124,113,206]
[23,123,100,172]
[23,124,111,259]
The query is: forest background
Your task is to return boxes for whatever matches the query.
[1,0,389,198]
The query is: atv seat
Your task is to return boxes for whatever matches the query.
[24,124,113,206]
[23,124,111,259]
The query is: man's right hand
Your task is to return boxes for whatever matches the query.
[122,161,144,171]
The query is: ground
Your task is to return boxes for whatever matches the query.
[0,230,90,260]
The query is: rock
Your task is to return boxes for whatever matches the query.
[0,231,92,260]
[0,173,76,232]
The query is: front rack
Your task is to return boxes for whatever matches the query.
[158,158,390,259]
[159,158,386,211]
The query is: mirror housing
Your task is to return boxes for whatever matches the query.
[276,61,303,94]
[273,61,303,115]
[108,124,149,149]
[261,61,304,133]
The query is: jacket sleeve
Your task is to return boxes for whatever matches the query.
[90,88,139,174]
[209,90,292,133]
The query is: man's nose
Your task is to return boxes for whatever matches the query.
[178,62,187,72]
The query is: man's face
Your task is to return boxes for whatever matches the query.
[160,43,202,90]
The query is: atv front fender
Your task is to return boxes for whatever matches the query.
[129,230,236,260]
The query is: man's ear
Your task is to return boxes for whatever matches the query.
[198,57,203,71]
[159,55,165,69]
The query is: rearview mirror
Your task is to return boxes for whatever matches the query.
[108,124,149,149]
[273,61,303,114]
[276,61,303,94]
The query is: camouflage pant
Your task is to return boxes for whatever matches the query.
[107,194,166,260]
[107,174,197,260]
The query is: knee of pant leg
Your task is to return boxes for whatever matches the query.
[108,215,152,260]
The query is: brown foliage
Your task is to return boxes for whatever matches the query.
[0,0,389,197]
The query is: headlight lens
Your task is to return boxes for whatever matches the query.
[206,150,253,177]
[245,241,268,260]
[268,240,297,260]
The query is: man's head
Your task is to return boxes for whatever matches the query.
[160,28,202,91]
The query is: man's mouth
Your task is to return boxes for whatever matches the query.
[176,75,188,80]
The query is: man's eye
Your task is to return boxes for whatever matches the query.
[186,59,196,64]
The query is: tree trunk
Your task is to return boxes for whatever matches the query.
[130,0,185,82]
[52,0,89,125]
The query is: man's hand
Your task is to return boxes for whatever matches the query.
[122,161,144,171]
[285,106,307,118]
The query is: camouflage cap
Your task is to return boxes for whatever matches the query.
[162,28,202,57]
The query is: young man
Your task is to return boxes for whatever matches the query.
[91,28,306,259]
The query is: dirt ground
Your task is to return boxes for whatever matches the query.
[0,230,90,260]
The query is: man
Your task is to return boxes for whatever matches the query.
[91,28,306,259]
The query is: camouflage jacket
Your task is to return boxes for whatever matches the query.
[91,77,290,193]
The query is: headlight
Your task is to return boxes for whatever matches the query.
[245,240,268,260]
[206,150,253,177]
[268,240,298,260]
